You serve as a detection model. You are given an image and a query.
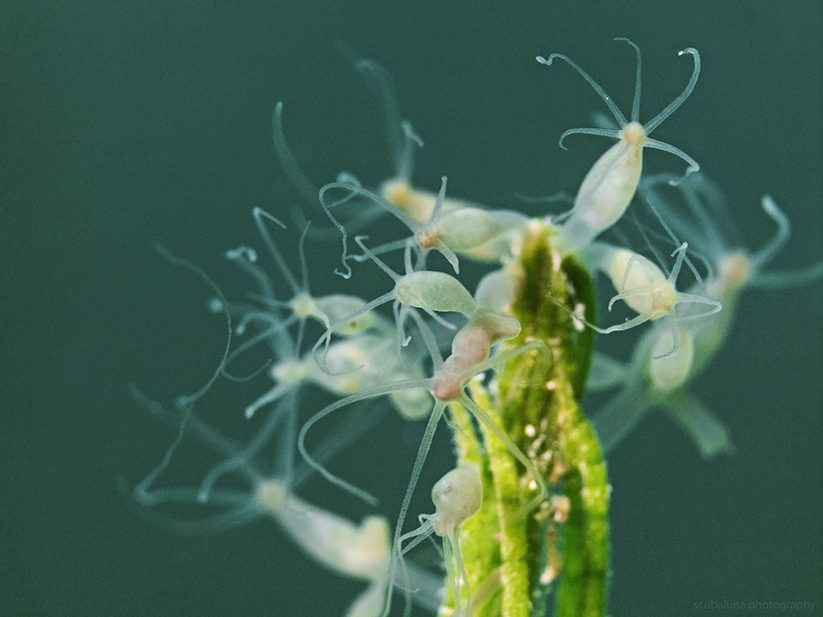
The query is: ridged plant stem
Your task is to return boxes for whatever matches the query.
[450,221,609,617]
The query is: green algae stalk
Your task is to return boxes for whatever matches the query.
[449,221,610,617]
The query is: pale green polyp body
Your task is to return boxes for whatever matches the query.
[559,139,643,253]
[396,271,478,315]
[436,207,529,255]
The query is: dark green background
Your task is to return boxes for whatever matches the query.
[1,1,820,616]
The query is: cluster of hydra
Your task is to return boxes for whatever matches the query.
[130,39,821,616]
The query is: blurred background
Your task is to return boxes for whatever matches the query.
[1,1,820,615]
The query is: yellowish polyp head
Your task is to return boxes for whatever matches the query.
[255,479,286,512]
[381,178,434,223]
[620,121,647,148]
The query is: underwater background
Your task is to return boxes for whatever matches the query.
[1,1,820,615]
